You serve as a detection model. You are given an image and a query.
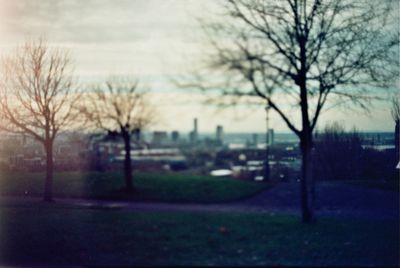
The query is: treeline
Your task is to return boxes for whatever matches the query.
[313,122,397,181]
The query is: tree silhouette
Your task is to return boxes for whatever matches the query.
[79,79,156,192]
[0,39,79,202]
[192,0,398,222]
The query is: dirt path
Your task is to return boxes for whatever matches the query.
[1,182,398,220]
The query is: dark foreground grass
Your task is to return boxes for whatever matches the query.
[0,171,269,203]
[0,203,398,266]
[347,179,400,192]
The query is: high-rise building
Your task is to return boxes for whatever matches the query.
[194,118,198,132]
[189,131,195,144]
[252,133,258,147]
[191,118,198,143]
[171,131,180,143]
[267,129,274,145]
[152,131,168,145]
[216,125,223,143]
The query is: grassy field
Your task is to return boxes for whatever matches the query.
[0,171,269,203]
[0,203,398,266]
[347,180,400,192]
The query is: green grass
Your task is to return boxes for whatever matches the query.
[0,171,269,203]
[346,180,400,192]
[0,203,398,266]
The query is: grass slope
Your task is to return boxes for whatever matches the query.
[347,179,400,192]
[0,203,398,266]
[0,171,269,203]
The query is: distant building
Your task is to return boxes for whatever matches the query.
[267,129,274,145]
[132,128,142,142]
[190,118,199,144]
[194,118,198,141]
[152,131,168,146]
[252,133,258,147]
[189,131,194,143]
[171,131,180,143]
[216,125,223,143]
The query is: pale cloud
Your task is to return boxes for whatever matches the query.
[0,0,209,44]
[0,0,211,83]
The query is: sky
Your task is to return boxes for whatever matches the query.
[0,0,397,133]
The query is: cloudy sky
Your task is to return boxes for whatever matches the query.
[0,0,396,133]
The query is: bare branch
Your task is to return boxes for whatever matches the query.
[0,39,78,143]
[184,0,398,135]
[77,77,157,138]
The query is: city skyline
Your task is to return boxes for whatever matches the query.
[0,0,397,133]
[0,1,398,265]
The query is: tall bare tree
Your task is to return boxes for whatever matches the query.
[79,79,156,192]
[190,0,398,222]
[0,39,79,202]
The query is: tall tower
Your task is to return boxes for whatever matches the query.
[194,118,198,133]
[193,118,198,143]
[267,129,274,145]
[216,125,223,143]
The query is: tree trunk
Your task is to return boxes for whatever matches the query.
[395,119,399,163]
[264,145,270,181]
[43,139,54,202]
[300,132,315,223]
[123,133,135,192]
[264,107,270,181]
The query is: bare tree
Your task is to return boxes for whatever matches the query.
[0,39,79,202]
[189,0,398,222]
[79,79,156,192]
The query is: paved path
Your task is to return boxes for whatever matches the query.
[238,182,399,219]
[1,182,398,220]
